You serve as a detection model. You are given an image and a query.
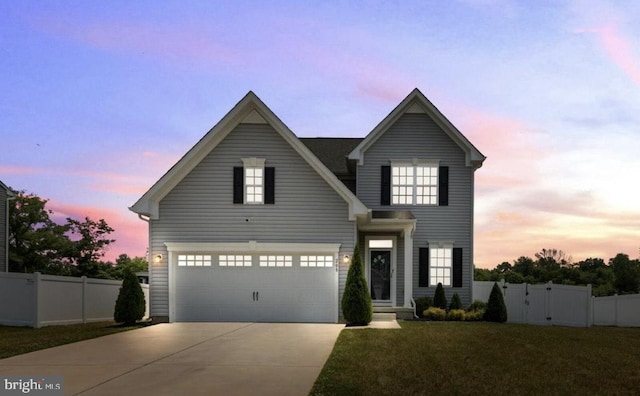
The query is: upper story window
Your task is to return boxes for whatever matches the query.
[235,157,269,205]
[243,158,265,204]
[391,162,438,205]
[245,167,263,204]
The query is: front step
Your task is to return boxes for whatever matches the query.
[372,313,397,322]
[373,307,415,320]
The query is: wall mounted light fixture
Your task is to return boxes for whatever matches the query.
[153,254,163,264]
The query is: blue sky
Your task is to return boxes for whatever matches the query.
[2,1,639,267]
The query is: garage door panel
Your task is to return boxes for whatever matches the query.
[174,253,337,323]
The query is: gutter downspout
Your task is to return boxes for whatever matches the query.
[137,213,152,321]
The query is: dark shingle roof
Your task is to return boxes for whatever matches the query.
[300,138,363,176]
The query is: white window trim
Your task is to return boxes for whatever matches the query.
[165,241,341,254]
[365,235,397,306]
[241,157,266,204]
[427,241,454,287]
[391,159,440,206]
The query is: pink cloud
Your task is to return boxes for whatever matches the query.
[48,201,148,262]
[30,15,241,67]
[576,25,640,85]
[0,165,51,176]
[453,106,548,190]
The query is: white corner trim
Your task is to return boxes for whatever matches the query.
[164,241,342,254]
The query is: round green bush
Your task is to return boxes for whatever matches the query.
[447,309,466,321]
[414,296,433,318]
[464,309,485,321]
[423,307,446,321]
[466,300,487,312]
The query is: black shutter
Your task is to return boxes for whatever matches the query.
[233,167,244,204]
[453,247,463,287]
[381,165,391,206]
[439,166,449,206]
[265,167,275,204]
[419,248,429,287]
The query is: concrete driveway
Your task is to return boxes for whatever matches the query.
[0,323,344,395]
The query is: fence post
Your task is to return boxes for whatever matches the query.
[586,284,592,327]
[33,272,41,328]
[545,281,553,325]
[614,294,619,327]
[82,276,87,324]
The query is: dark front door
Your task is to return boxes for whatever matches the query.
[370,250,391,301]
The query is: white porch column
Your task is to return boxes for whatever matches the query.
[403,225,414,308]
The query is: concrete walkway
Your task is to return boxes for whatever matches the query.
[0,323,344,396]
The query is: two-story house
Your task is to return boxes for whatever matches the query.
[130,89,485,323]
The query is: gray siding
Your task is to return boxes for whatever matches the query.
[150,123,356,318]
[0,187,7,272]
[357,113,475,306]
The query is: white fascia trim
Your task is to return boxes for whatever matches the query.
[131,91,368,220]
[130,93,260,219]
[348,88,486,168]
[165,241,342,254]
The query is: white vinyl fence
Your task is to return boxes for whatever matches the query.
[474,281,640,328]
[592,294,640,327]
[474,280,592,327]
[0,272,149,328]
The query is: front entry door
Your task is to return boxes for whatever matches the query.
[370,250,391,301]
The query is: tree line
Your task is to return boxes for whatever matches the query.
[8,189,147,279]
[475,248,640,296]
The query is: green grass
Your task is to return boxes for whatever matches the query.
[310,321,640,396]
[0,321,147,359]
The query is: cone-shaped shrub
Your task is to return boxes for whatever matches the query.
[341,244,372,325]
[449,293,462,311]
[114,268,146,325]
[484,282,507,323]
[433,283,447,310]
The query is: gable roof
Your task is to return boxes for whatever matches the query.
[348,88,486,168]
[0,180,14,196]
[130,92,368,220]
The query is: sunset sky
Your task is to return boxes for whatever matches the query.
[2,1,639,268]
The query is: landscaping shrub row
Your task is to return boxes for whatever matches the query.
[415,282,507,323]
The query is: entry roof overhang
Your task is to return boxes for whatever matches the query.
[357,210,417,237]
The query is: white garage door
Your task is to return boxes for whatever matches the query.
[173,252,338,323]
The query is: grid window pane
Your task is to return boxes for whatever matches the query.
[218,255,252,267]
[259,255,292,268]
[245,166,264,203]
[429,248,452,286]
[177,254,212,267]
[392,164,438,206]
[300,255,333,267]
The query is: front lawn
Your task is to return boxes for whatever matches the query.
[0,322,146,359]
[310,321,640,396]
